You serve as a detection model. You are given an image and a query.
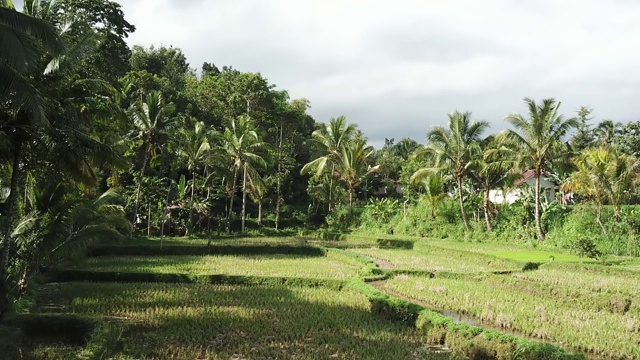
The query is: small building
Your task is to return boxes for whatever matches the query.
[489,170,556,205]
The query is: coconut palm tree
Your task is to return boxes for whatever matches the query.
[301,116,358,212]
[471,136,519,231]
[130,91,175,224]
[333,138,379,210]
[594,120,623,150]
[414,174,446,220]
[607,151,640,221]
[175,119,216,235]
[0,1,64,125]
[412,111,489,231]
[222,115,267,232]
[568,148,611,228]
[247,173,267,224]
[12,179,128,297]
[505,98,578,240]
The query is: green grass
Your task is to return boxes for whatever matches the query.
[20,232,640,359]
[485,251,586,262]
[348,242,522,273]
[512,261,640,296]
[108,235,381,249]
[26,282,451,360]
[382,273,640,359]
[70,251,369,279]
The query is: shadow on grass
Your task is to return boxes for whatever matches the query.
[25,283,454,359]
[89,244,326,257]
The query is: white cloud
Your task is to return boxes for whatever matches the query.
[117,0,640,147]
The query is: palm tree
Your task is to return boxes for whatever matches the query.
[247,173,267,224]
[301,116,358,212]
[471,136,519,231]
[333,138,379,210]
[130,91,175,224]
[0,1,65,125]
[505,98,578,240]
[414,174,446,219]
[594,120,623,150]
[222,115,267,233]
[568,148,611,228]
[175,119,215,235]
[412,111,489,231]
[12,181,128,294]
[607,151,640,221]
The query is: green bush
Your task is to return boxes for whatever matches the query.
[376,238,414,249]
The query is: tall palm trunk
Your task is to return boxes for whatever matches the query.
[275,125,283,230]
[228,168,239,222]
[241,162,247,233]
[160,180,171,249]
[595,203,605,231]
[348,185,354,212]
[457,175,471,231]
[1,143,23,276]
[133,141,151,224]
[258,201,262,224]
[328,164,335,213]
[534,172,545,240]
[187,172,196,236]
[483,187,493,232]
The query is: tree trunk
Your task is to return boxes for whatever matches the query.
[187,172,196,237]
[328,164,335,213]
[595,203,606,231]
[258,201,262,225]
[430,203,435,219]
[348,186,354,212]
[1,143,23,276]
[457,175,471,231]
[275,125,283,230]
[241,162,247,233]
[228,169,238,224]
[133,142,152,226]
[160,180,171,249]
[147,203,151,236]
[534,173,545,240]
[613,205,621,222]
[483,187,493,232]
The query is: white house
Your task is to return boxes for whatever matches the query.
[489,170,556,205]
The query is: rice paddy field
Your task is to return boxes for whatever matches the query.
[28,282,438,360]
[13,234,640,359]
[69,252,369,279]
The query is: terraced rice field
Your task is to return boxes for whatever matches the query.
[17,234,635,359]
[70,251,368,279]
[30,282,438,360]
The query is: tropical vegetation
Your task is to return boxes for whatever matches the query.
[2,1,640,359]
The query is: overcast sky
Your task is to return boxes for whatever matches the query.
[116,0,640,147]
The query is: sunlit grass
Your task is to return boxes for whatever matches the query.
[349,245,521,273]
[31,282,444,360]
[71,251,369,279]
[382,273,640,359]
[485,251,585,262]
[512,262,640,296]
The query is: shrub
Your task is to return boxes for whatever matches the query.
[570,237,602,260]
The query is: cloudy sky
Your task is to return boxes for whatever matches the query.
[116,0,640,147]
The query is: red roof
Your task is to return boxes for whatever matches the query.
[514,170,535,185]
